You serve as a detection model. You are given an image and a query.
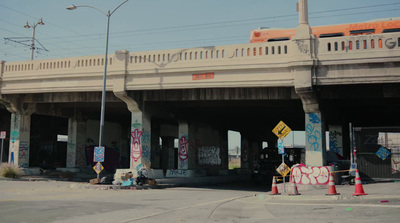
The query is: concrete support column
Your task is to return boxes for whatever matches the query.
[178,121,189,169]
[241,137,249,169]
[150,123,160,169]
[328,125,343,156]
[305,112,327,166]
[130,111,151,170]
[66,117,87,168]
[66,117,77,168]
[9,112,31,167]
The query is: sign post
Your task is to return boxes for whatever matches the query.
[273,121,292,193]
[0,131,6,165]
[93,146,105,179]
[278,139,286,191]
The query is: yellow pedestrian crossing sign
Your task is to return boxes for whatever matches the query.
[93,162,104,174]
[272,121,291,139]
[277,162,291,177]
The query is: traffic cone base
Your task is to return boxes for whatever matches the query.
[270,176,281,195]
[353,169,368,196]
[326,172,340,196]
[288,179,301,196]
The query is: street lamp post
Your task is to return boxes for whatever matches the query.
[24,18,45,60]
[67,0,128,150]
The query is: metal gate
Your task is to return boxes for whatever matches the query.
[353,127,400,180]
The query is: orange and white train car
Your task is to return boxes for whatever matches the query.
[250,18,400,43]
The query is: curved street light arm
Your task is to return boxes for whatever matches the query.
[110,0,129,16]
[70,4,108,16]
[69,0,128,17]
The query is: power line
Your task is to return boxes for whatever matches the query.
[1,2,399,61]
[38,2,400,40]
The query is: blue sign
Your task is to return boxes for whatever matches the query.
[376,147,390,160]
[278,140,285,154]
[94,146,105,162]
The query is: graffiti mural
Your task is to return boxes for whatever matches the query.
[198,146,221,166]
[392,148,400,174]
[141,131,151,164]
[168,169,188,177]
[290,165,330,185]
[329,126,343,155]
[178,135,189,169]
[18,141,29,167]
[131,128,143,164]
[306,113,322,154]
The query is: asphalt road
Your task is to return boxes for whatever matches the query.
[1,180,399,223]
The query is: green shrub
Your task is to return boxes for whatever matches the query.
[0,163,23,178]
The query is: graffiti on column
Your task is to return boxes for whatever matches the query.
[198,146,221,166]
[130,120,143,167]
[329,129,343,155]
[131,128,143,163]
[306,113,322,154]
[142,131,151,164]
[18,141,29,167]
[392,148,400,174]
[178,135,188,169]
[10,139,15,164]
[10,114,21,165]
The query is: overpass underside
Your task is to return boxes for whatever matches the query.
[2,83,400,179]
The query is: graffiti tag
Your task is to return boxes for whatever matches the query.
[291,166,330,185]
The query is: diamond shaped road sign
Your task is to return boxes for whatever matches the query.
[277,162,291,177]
[93,162,104,174]
[272,121,292,139]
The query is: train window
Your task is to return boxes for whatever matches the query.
[319,33,344,38]
[350,29,375,35]
[267,37,290,42]
[382,28,400,33]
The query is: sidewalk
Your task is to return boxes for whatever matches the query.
[260,181,400,201]
[0,174,253,190]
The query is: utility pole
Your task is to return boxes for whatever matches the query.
[4,18,48,60]
[25,18,46,60]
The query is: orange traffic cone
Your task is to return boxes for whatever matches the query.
[288,177,301,196]
[326,172,340,195]
[270,176,281,195]
[353,169,368,196]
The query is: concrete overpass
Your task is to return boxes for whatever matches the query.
[1,1,400,180]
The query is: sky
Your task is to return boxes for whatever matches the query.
[1,0,399,62]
